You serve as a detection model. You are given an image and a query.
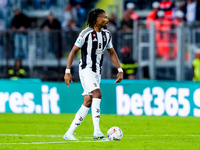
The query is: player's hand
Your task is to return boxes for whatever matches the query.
[114,72,123,84]
[64,73,73,87]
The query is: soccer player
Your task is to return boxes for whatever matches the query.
[63,8,123,140]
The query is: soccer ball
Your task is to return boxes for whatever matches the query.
[107,126,123,141]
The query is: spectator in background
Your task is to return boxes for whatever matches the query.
[40,13,61,31]
[121,2,139,32]
[69,0,87,28]
[146,1,160,29]
[147,1,160,21]
[62,19,80,31]
[182,0,200,44]
[120,10,133,32]
[125,2,139,21]
[107,13,118,32]
[175,0,186,11]
[75,4,86,28]
[40,13,61,59]
[182,0,200,23]
[8,58,26,79]
[154,10,172,61]
[11,7,31,59]
[120,46,138,79]
[62,3,73,29]
[173,10,185,27]
[193,49,200,81]
[159,0,175,20]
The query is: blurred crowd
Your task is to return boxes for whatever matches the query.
[106,0,200,31]
[116,0,200,80]
[0,0,95,31]
[1,0,200,80]
[0,0,199,32]
[144,0,200,61]
[0,0,94,59]
[113,0,200,62]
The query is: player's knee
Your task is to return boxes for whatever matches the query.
[83,100,92,107]
[83,95,92,107]
[92,89,102,99]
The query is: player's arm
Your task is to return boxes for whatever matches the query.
[64,45,80,87]
[107,47,123,84]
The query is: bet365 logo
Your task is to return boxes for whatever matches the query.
[0,85,60,114]
[116,85,200,117]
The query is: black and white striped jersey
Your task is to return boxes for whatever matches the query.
[75,27,113,74]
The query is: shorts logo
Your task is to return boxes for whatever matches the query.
[93,83,97,87]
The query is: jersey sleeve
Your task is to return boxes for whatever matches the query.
[75,36,85,48]
[106,34,113,49]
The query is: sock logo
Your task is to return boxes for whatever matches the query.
[96,109,100,113]
[95,115,100,118]
[79,116,83,121]
[75,123,80,126]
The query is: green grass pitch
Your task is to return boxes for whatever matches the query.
[0,113,200,150]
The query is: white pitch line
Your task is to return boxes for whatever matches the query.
[1,134,200,145]
[0,134,63,137]
[124,135,200,137]
[0,141,67,145]
[1,134,200,137]
[0,139,110,145]
[0,134,92,138]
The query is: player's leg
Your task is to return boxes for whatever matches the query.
[92,88,105,139]
[63,95,92,140]
[79,68,104,139]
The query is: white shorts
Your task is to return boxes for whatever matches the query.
[79,68,101,95]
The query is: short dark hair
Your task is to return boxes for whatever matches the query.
[86,8,105,28]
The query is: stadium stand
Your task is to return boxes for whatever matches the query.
[0,0,200,81]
